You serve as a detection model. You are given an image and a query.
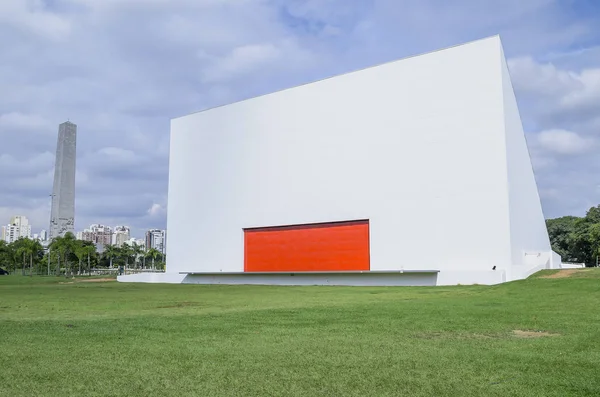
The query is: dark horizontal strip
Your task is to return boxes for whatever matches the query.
[243,219,369,232]
[180,270,440,275]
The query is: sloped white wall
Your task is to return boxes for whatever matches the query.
[167,36,514,279]
[500,45,555,273]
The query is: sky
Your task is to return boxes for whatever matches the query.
[1,0,599,238]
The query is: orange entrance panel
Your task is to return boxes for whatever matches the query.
[244,220,370,272]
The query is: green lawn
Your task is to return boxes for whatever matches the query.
[1,270,599,396]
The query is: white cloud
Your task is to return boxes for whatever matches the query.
[0,112,54,131]
[508,56,600,128]
[536,129,595,155]
[200,43,282,83]
[0,0,71,40]
[508,57,580,96]
[97,147,138,163]
[147,203,166,217]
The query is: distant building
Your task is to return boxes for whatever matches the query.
[1,216,32,243]
[124,238,145,248]
[145,229,165,254]
[80,224,112,245]
[113,226,130,247]
[40,230,48,241]
[49,121,77,240]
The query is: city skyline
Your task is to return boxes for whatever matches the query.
[0,1,598,233]
[2,213,163,245]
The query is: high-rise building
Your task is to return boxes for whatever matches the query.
[49,121,77,241]
[80,224,113,246]
[145,229,166,254]
[124,237,145,248]
[1,216,32,243]
[40,230,48,241]
[113,226,130,247]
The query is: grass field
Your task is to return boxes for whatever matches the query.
[1,270,600,396]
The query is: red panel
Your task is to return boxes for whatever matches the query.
[244,220,370,272]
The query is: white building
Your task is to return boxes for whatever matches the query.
[2,216,32,243]
[123,238,145,248]
[40,230,48,242]
[113,226,131,247]
[119,35,561,286]
[145,229,165,254]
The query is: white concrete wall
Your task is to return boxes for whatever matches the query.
[551,250,563,269]
[165,35,553,285]
[118,273,186,284]
[500,45,554,273]
[560,263,584,269]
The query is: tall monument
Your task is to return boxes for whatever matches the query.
[49,121,77,240]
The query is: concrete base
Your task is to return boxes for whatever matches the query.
[116,270,509,286]
[118,271,439,286]
[185,271,439,286]
[117,259,562,286]
[117,273,186,284]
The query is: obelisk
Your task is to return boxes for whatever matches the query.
[49,121,77,240]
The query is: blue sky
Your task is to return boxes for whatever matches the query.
[0,0,599,238]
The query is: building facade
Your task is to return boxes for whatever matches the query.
[80,224,112,246]
[119,36,561,286]
[2,216,32,243]
[145,229,165,254]
[49,121,77,241]
[113,226,130,247]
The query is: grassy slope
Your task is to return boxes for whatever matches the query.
[1,271,599,396]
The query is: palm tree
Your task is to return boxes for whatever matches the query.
[103,244,118,269]
[130,242,143,269]
[146,248,161,271]
[25,239,43,276]
[73,242,86,275]
[83,245,96,275]
[49,232,77,277]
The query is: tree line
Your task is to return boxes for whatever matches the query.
[2,206,599,275]
[546,205,600,266]
[0,232,164,276]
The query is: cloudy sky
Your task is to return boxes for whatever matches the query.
[1,0,599,238]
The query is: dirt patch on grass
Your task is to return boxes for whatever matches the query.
[539,270,581,279]
[414,332,497,340]
[76,278,116,283]
[512,330,559,338]
[58,281,74,284]
[157,301,201,309]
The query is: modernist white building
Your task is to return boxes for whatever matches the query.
[1,216,32,243]
[119,35,561,286]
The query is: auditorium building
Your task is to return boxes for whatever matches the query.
[118,35,561,286]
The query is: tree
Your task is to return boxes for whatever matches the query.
[130,242,143,269]
[546,216,579,261]
[103,244,118,268]
[0,240,13,272]
[25,239,43,276]
[83,244,96,275]
[73,241,87,275]
[546,205,600,266]
[49,232,77,277]
[11,238,30,276]
[146,248,161,270]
